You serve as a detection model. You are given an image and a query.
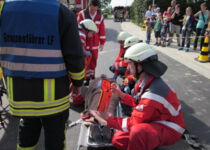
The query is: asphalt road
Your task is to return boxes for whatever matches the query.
[1,18,210,150]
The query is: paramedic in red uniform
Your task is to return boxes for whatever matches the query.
[77,0,106,84]
[90,43,187,150]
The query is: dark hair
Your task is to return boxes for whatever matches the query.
[88,0,101,8]
[201,2,207,8]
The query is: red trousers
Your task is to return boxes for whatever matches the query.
[112,123,181,150]
[86,49,98,79]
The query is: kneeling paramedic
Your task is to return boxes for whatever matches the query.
[90,43,187,150]
[109,31,131,80]
[0,0,84,150]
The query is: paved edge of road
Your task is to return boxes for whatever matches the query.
[120,21,210,80]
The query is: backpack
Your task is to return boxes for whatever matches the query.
[83,76,120,119]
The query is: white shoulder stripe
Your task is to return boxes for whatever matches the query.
[141,92,181,116]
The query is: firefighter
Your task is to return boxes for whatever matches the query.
[90,43,187,150]
[77,0,106,83]
[72,19,98,105]
[111,35,142,80]
[0,0,84,150]
[109,31,131,79]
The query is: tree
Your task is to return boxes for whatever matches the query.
[100,0,111,9]
[131,0,147,24]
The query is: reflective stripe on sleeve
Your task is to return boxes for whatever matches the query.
[0,1,4,16]
[100,36,106,39]
[95,21,100,24]
[92,46,98,50]
[69,69,85,80]
[122,118,128,132]
[141,92,181,116]
[155,120,185,134]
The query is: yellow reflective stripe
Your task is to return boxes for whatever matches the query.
[44,79,48,101]
[7,77,13,101]
[44,79,55,102]
[10,102,70,117]
[0,67,3,79]
[0,1,4,16]
[9,95,69,108]
[17,144,36,150]
[51,79,55,100]
[6,77,10,100]
[69,69,85,80]
[10,77,14,101]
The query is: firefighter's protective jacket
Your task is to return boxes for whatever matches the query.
[0,0,85,117]
[114,47,128,70]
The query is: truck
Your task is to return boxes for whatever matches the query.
[113,6,126,22]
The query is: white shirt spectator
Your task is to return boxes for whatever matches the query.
[145,10,152,18]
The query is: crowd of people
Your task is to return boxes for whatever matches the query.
[145,0,210,52]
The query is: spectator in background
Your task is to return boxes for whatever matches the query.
[152,4,158,14]
[161,18,169,47]
[170,4,183,48]
[145,17,152,44]
[193,2,210,51]
[145,5,153,18]
[179,7,196,52]
[163,7,172,21]
[155,7,161,16]
[154,13,163,46]
[163,7,172,45]
[150,14,157,29]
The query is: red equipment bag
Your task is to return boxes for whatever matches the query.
[83,76,119,119]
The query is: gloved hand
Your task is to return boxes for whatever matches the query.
[85,51,91,56]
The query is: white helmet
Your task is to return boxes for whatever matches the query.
[80,19,98,33]
[124,43,157,62]
[117,32,132,42]
[124,35,142,49]
[124,43,167,77]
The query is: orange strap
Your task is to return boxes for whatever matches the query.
[97,80,112,112]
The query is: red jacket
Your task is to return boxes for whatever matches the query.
[114,47,128,69]
[79,29,87,51]
[108,75,187,138]
[77,9,106,50]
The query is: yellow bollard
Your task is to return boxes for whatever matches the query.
[195,36,210,63]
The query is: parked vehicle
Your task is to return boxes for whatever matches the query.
[113,6,126,22]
